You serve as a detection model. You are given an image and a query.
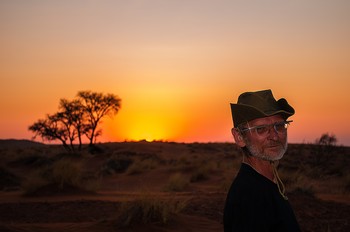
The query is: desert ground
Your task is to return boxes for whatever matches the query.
[0,140,349,232]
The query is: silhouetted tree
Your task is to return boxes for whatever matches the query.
[58,99,85,150]
[76,91,121,147]
[314,133,338,157]
[28,90,121,152]
[316,133,337,147]
[28,114,72,151]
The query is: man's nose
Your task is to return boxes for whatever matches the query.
[267,125,279,139]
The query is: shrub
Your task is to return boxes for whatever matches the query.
[101,156,133,175]
[278,168,315,196]
[22,158,99,195]
[115,194,187,227]
[21,170,50,195]
[163,173,189,192]
[126,158,159,175]
[51,158,81,188]
[316,133,337,147]
[190,166,211,182]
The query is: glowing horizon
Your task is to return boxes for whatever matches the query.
[1,1,350,146]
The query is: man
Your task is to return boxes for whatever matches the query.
[223,89,301,232]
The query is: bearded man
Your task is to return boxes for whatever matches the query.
[223,89,301,232]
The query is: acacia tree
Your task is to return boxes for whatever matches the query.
[316,133,337,147]
[58,99,85,150]
[77,91,121,146]
[28,91,121,151]
[314,133,338,157]
[28,114,72,151]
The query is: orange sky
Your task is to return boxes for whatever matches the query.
[1,1,350,146]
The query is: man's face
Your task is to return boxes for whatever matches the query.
[240,115,288,161]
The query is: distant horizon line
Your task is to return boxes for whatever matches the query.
[1,138,348,147]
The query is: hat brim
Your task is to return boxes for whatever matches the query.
[230,98,294,127]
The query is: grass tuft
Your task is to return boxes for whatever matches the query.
[163,173,189,192]
[115,194,187,227]
[22,158,99,195]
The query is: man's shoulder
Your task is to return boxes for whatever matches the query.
[234,163,265,184]
[228,164,272,197]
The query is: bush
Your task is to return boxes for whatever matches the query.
[127,158,159,175]
[163,173,189,192]
[101,156,133,175]
[191,166,211,182]
[278,168,315,196]
[314,133,338,156]
[21,170,50,195]
[22,158,99,195]
[316,133,337,147]
[51,159,82,188]
[115,194,187,227]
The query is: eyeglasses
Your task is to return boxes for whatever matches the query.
[239,120,293,137]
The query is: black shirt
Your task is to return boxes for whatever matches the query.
[223,163,301,232]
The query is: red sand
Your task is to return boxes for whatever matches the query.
[0,142,349,231]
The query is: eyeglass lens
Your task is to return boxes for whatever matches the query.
[256,122,288,135]
[240,121,291,136]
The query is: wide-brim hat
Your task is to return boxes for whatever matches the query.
[230,89,295,128]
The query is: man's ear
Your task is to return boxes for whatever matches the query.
[231,128,246,147]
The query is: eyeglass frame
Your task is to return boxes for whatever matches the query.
[238,120,293,137]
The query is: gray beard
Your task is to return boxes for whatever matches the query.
[245,140,288,161]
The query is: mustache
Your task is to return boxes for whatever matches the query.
[266,140,287,150]
[266,141,283,146]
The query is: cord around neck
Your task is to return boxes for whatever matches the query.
[270,161,288,200]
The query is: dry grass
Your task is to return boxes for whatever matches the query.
[190,161,215,182]
[5,142,348,197]
[22,157,100,195]
[126,157,159,175]
[114,193,187,227]
[0,141,349,231]
[100,155,133,175]
[163,173,190,192]
[279,168,315,195]
[52,159,82,187]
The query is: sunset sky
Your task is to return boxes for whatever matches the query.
[1,0,350,146]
